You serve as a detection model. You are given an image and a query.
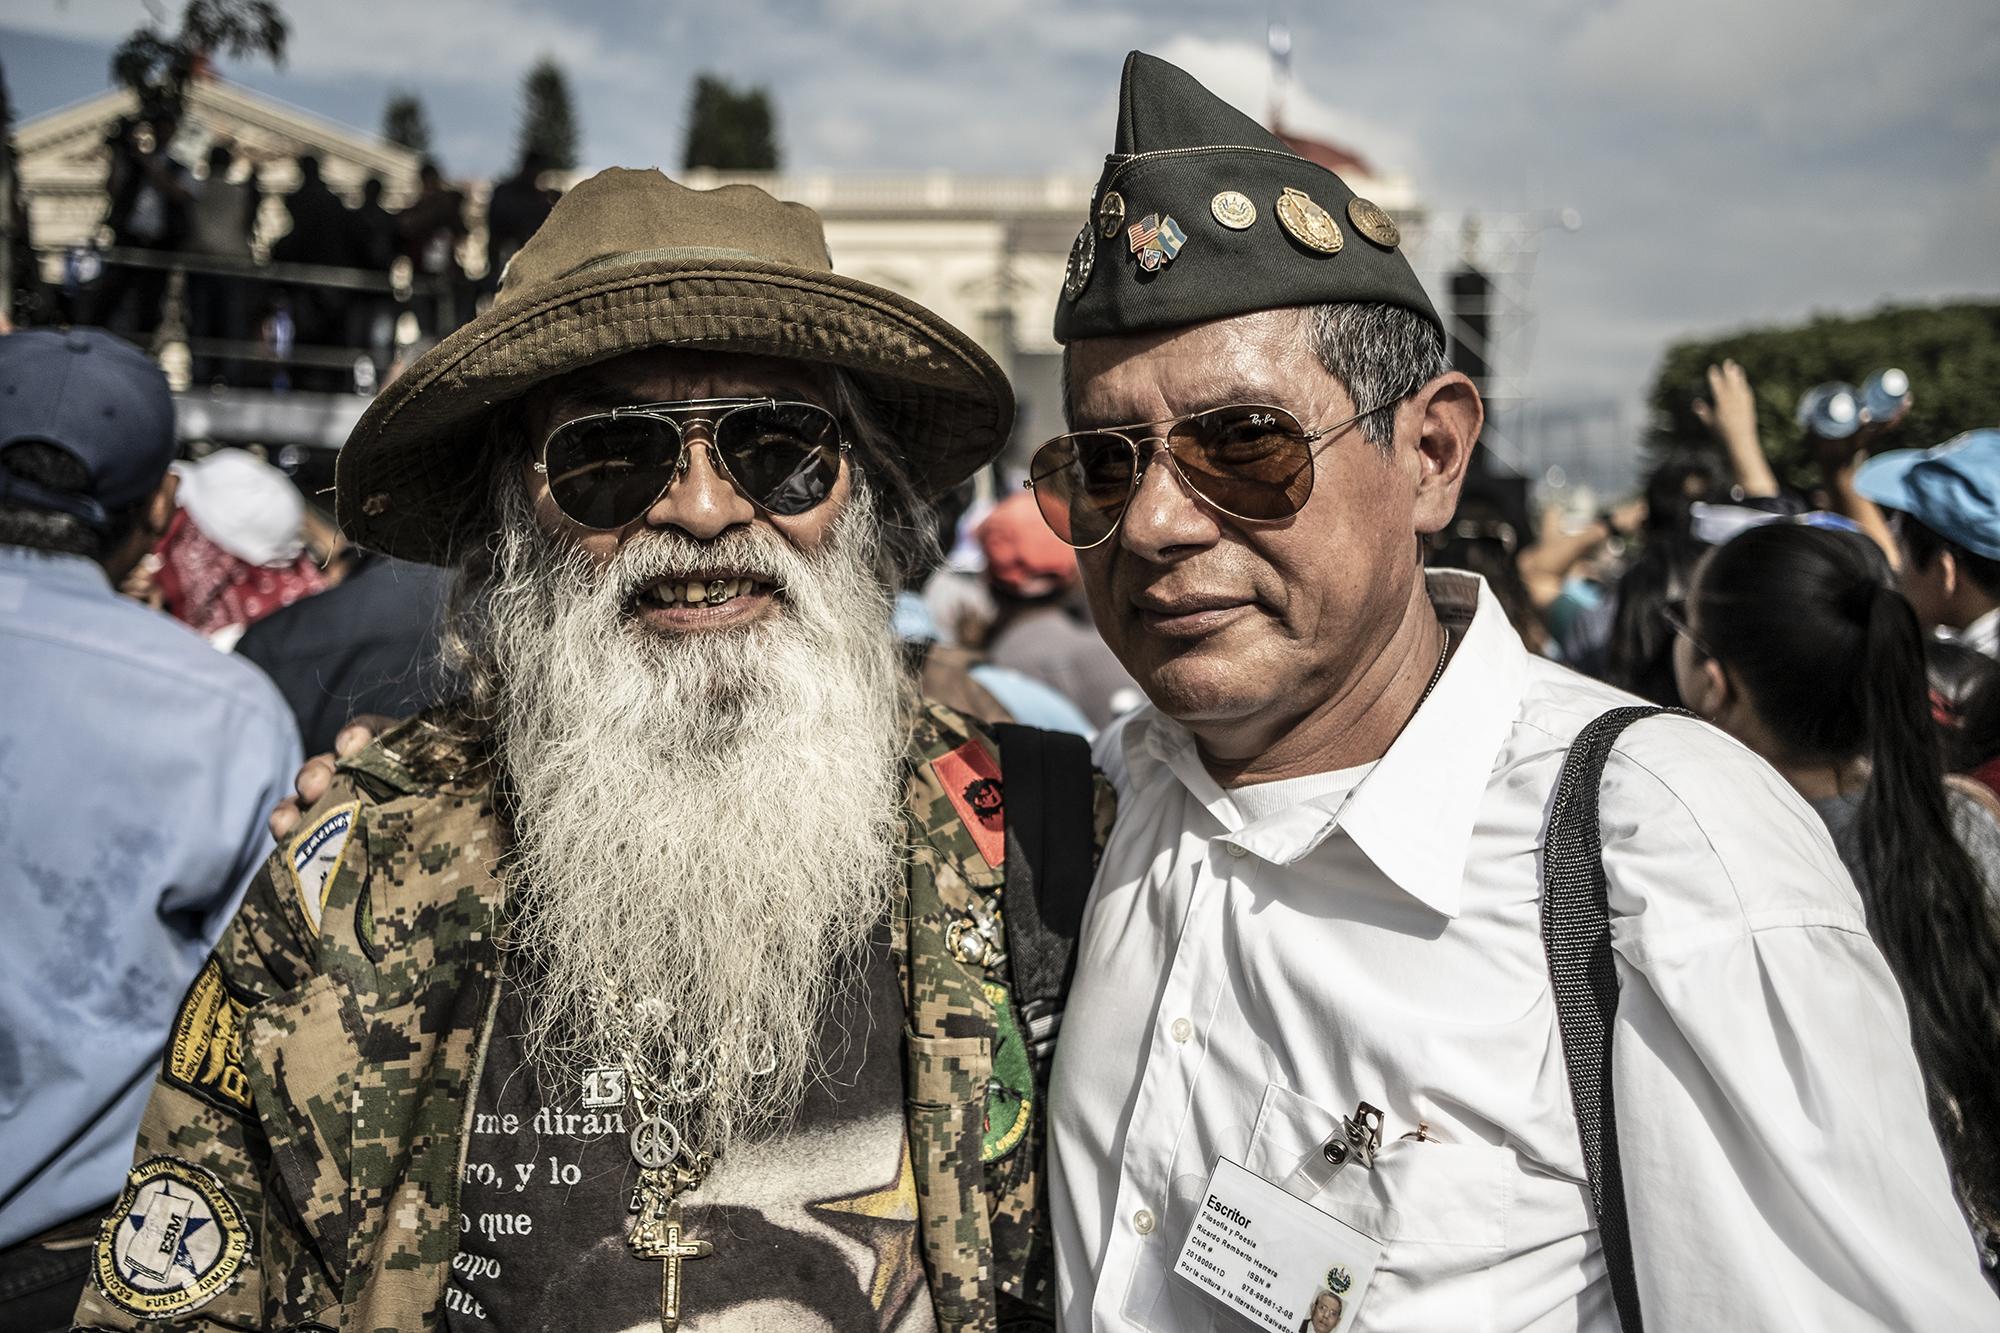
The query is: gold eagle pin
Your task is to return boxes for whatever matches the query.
[1276,187,1343,255]
[1347,197,1401,248]
[1210,190,1256,230]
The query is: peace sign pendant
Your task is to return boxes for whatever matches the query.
[629,1112,684,1171]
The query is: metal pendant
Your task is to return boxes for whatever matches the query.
[580,1065,628,1109]
[629,1112,684,1171]
[629,1190,713,1333]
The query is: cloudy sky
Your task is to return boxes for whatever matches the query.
[5,0,1996,476]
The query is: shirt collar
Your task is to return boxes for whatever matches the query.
[1950,608,2000,657]
[1118,571,1528,919]
[0,545,113,595]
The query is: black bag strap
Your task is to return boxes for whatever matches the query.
[993,722,1095,1061]
[1542,704,1687,1332]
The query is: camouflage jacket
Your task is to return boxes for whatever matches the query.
[74,701,1112,1333]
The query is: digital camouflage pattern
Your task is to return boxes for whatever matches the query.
[75,700,1112,1333]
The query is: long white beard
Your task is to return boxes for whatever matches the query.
[481,484,911,1157]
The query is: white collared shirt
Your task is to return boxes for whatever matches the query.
[1949,608,2000,659]
[1050,571,1992,1332]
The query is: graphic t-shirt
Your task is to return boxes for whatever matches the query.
[447,926,933,1332]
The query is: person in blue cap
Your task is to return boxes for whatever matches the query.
[0,328,299,1331]
[1041,50,1994,1332]
[1856,428,2000,658]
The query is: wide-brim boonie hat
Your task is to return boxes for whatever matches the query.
[336,167,1014,563]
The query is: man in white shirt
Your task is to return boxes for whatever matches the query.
[1035,51,1993,1331]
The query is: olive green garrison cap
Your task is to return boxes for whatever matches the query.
[1052,51,1441,344]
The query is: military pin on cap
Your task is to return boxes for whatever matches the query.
[1210,190,1256,230]
[1347,197,1401,248]
[1126,212,1186,272]
[1098,190,1127,240]
[1276,187,1343,255]
[1062,223,1095,301]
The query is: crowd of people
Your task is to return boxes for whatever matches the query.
[70,110,559,391]
[1,47,1996,1333]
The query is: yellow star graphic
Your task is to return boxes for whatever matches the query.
[809,1139,924,1329]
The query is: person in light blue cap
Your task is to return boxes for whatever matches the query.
[1856,428,2000,657]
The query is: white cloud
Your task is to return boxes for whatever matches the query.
[9,0,651,90]
[1147,33,1428,184]
[1557,0,2000,142]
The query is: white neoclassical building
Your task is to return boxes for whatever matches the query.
[15,79,1426,470]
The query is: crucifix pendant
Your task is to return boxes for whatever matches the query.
[629,1184,712,1332]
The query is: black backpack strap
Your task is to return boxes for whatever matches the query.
[993,722,1095,1062]
[1543,704,1686,1333]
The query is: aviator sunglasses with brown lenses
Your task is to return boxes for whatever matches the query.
[1024,399,1401,549]
[534,397,849,530]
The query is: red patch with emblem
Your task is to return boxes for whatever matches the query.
[932,740,1006,868]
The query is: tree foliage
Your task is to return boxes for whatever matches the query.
[681,74,779,172]
[518,57,580,171]
[1648,301,2000,490]
[111,0,287,123]
[382,92,432,156]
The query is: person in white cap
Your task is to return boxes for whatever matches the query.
[151,448,325,650]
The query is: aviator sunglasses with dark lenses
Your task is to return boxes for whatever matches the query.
[1025,399,1398,549]
[535,397,848,530]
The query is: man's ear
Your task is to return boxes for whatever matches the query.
[142,470,179,541]
[1939,548,1959,600]
[1408,370,1482,536]
[1696,657,1732,719]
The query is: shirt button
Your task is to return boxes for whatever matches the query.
[1170,1017,1193,1043]
[1133,1209,1157,1235]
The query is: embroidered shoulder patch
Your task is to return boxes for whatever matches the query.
[163,958,254,1116]
[286,800,358,935]
[93,1155,252,1318]
[931,741,1005,869]
[980,980,1033,1162]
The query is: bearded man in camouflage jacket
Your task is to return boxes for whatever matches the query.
[75,168,1107,1333]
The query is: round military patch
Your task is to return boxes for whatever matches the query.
[1346,196,1401,248]
[1276,187,1343,255]
[1062,223,1095,302]
[93,1156,251,1319]
[1210,189,1256,230]
[1097,189,1127,240]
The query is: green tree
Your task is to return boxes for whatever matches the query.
[0,60,27,322]
[517,57,580,171]
[382,92,432,156]
[681,74,779,171]
[111,0,288,123]
[1648,301,2000,490]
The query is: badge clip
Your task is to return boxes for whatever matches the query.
[1321,1101,1384,1174]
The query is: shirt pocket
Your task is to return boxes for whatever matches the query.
[904,1031,995,1325]
[1244,1083,1516,1332]
[242,971,366,1310]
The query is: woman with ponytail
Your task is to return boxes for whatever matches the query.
[1673,521,2000,1260]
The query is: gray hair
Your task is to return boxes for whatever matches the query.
[1302,302,1451,450]
[1060,301,1450,452]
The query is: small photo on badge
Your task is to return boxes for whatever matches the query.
[1299,1285,1344,1332]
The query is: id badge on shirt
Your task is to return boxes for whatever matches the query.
[1172,1159,1379,1333]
